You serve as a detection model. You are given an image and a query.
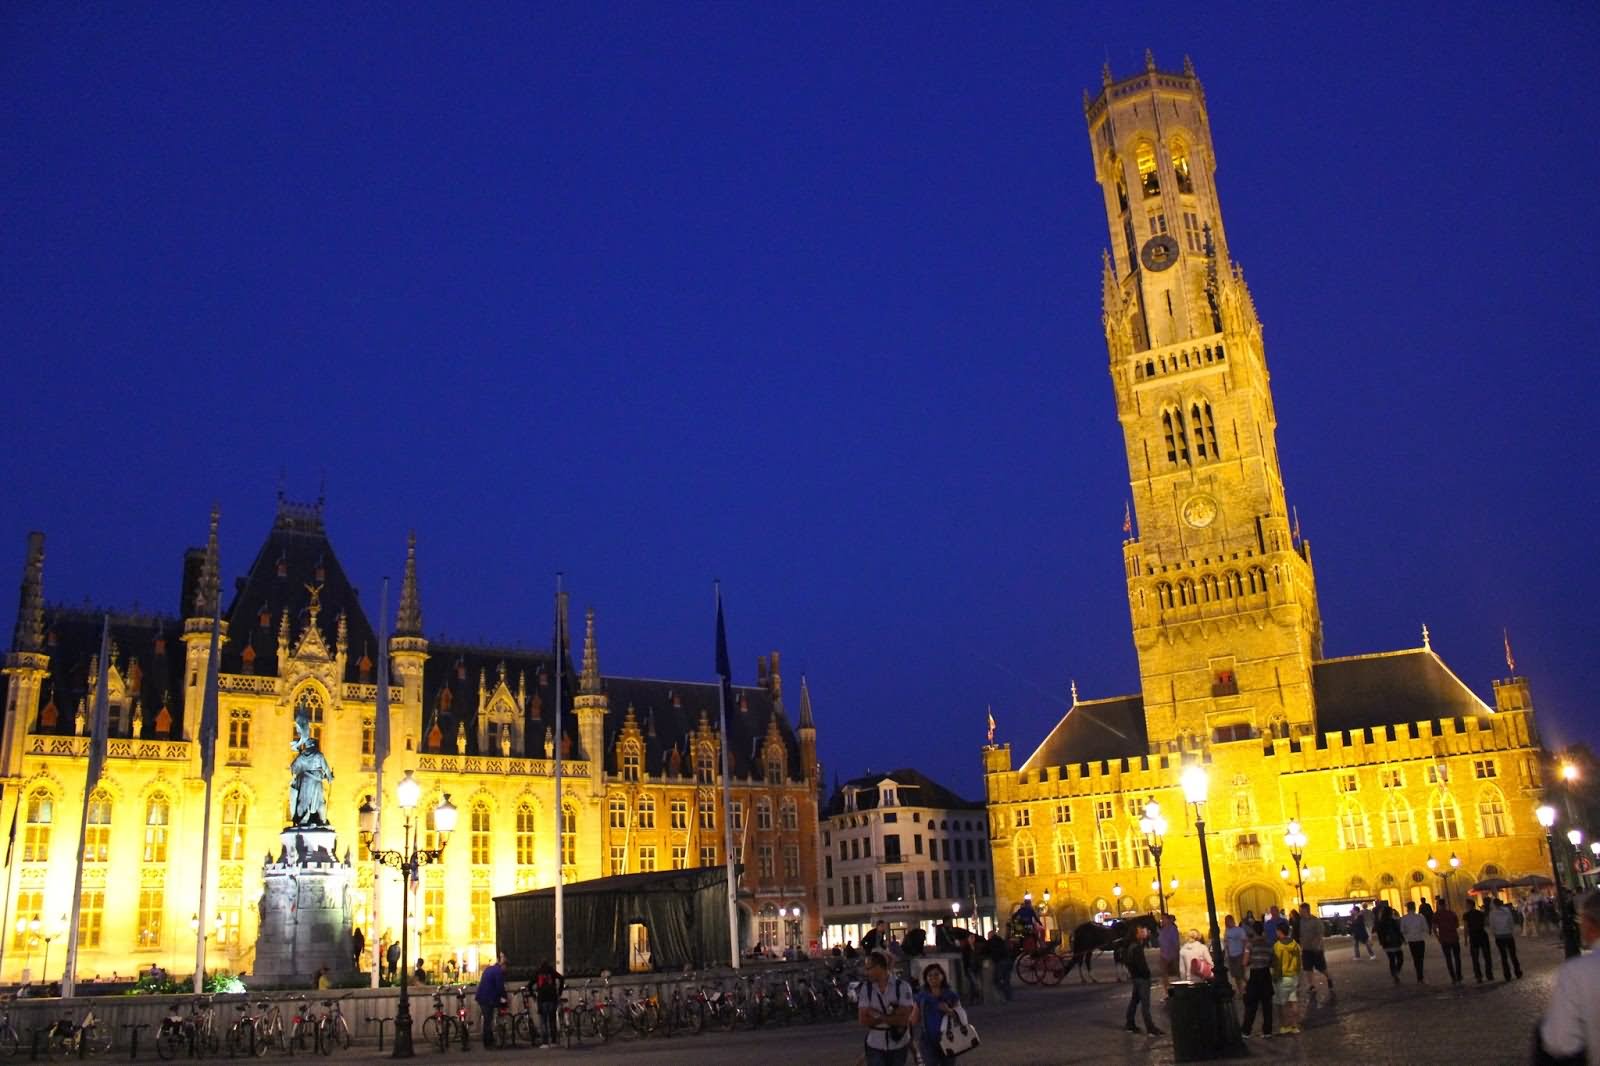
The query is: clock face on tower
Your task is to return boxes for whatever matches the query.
[1181,494,1217,529]
[1140,234,1180,272]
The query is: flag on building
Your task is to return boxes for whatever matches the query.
[986,706,996,745]
[3,793,15,867]
[197,605,222,782]
[1122,501,1132,536]
[1504,629,1515,674]
[83,617,112,795]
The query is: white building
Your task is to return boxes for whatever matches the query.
[820,769,996,948]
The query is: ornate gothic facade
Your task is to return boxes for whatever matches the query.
[0,500,821,980]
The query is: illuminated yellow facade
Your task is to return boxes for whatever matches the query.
[984,53,1551,933]
[0,503,821,982]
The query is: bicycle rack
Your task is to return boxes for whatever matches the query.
[365,1017,390,1052]
[120,1023,149,1060]
[27,1025,45,1061]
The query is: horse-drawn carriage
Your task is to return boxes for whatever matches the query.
[1008,925,1065,986]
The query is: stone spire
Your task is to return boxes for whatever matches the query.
[396,532,423,636]
[191,505,220,619]
[797,673,816,730]
[11,532,44,655]
[580,608,601,695]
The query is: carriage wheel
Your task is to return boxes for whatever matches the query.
[1015,955,1040,985]
[1040,953,1065,987]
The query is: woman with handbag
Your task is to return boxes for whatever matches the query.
[914,964,962,1065]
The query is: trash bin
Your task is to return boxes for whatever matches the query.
[1167,981,1223,1062]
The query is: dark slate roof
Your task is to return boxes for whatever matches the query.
[824,767,983,817]
[419,643,582,759]
[1020,694,1148,771]
[1311,648,1493,734]
[218,501,378,684]
[28,608,186,738]
[601,677,801,781]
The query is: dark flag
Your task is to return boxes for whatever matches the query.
[3,792,14,867]
[715,586,732,681]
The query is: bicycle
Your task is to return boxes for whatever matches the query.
[47,1009,112,1058]
[419,991,459,1053]
[316,997,352,1054]
[225,1001,269,1059]
[616,983,657,1039]
[509,985,536,1047]
[0,998,24,1057]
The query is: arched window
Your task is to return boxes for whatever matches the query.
[1190,402,1219,459]
[1377,873,1402,911]
[1162,409,1190,464]
[1157,583,1174,610]
[220,791,247,862]
[1178,579,1195,606]
[1382,796,1416,846]
[1337,800,1368,849]
[637,794,656,829]
[1201,574,1219,602]
[143,793,170,863]
[1430,791,1462,841]
[766,749,784,784]
[515,802,536,866]
[1248,567,1267,595]
[1014,834,1037,877]
[1054,831,1078,874]
[1477,786,1510,838]
[1171,143,1194,194]
[470,802,491,865]
[293,687,325,743]
[84,789,112,863]
[1224,571,1241,598]
[1116,174,1129,213]
[560,804,577,868]
[1136,143,1160,197]
[756,799,773,831]
[696,746,715,784]
[23,788,53,862]
[781,799,798,831]
[608,795,627,829]
[620,745,641,782]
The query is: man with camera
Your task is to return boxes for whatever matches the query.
[858,949,917,1066]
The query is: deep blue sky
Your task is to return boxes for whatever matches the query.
[4,5,1597,800]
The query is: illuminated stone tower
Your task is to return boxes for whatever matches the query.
[1085,52,1322,749]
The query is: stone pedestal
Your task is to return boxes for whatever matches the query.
[252,826,355,986]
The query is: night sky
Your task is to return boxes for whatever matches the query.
[4,6,1597,800]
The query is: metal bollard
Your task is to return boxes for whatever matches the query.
[980,959,995,1005]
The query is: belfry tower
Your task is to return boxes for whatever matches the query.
[1085,53,1322,750]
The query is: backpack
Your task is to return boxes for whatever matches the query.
[536,972,554,991]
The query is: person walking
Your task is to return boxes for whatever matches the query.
[857,949,916,1066]
[532,959,563,1048]
[914,962,961,1066]
[474,951,507,1049]
[1375,904,1405,985]
[1463,898,1492,982]
[1433,900,1462,985]
[1157,914,1180,989]
[863,920,889,953]
[352,928,365,973]
[1399,901,1430,983]
[385,938,401,984]
[1121,923,1163,1036]
[1487,897,1523,980]
[985,930,1013,1002]
[1418,897,1435,934]
[1224,915,1247,986]
[1538,890,1600,1065]
[1351,904,1375,959]
[1240,921,1275,1039]
[1271,924,1303,1035]
[1298,907,1332,1004]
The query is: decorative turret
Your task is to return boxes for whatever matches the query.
[388,533,428,738]
[3,532,50,777]
[182,507,226,739]
[797,674,819,787]
[573,606,608,785]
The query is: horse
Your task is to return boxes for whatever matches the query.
[1061,915,1160,983]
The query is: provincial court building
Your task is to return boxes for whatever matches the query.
[0,500,821,981]
[984,55,1551,930]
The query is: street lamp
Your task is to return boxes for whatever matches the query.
[39,916,64,993]
[359,771,457,1057]
[1139,801,1170,919]
[1112,882,1123,917]
[17,917,39,986]
[1039,890,1053,942]
[1535,804,1581,959]
[1181,763,1244,1052]
[190,912,223,982]
[1280,820,1309,908]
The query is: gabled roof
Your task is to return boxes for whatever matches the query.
[29,608,186,738]
[1021,693,1147,771]
[1311,647,1493,734]
[824,767,984,816]
[601,677,800,781]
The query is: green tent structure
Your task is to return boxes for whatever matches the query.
[494,866,735,976]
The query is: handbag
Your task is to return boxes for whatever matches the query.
[939,1005,980,1057]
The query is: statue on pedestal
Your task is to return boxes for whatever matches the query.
[288,702,334,827]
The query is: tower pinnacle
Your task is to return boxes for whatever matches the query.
[191,506,220,619]
[11,532,44,655]
[396,532,423,636]
[580,607,601,695]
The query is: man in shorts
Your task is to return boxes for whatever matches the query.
[1297,906,1332,1005]
[1272,923,1303,1034]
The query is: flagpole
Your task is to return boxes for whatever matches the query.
[192,606,222,993]
[62,617,111,998]
[714,584,741,970]
[552,573,565,975]
[0,789,20,979]
[371,579,389,990]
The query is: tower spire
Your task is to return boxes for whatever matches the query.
[580,607,601,695]
[396,531,423,636]
[11,532,44,654]
[191,505,220,619]
[797,674,816,730]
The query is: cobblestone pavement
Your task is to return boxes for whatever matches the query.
[337,934,1570,1064]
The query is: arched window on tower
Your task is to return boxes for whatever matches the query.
[1137,144,1160,198]
[1171,143,1194,194]
[1191,402,1220,459]
[1162,409,1190,464]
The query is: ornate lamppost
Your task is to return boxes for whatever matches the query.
[1139,801,1170,920]
[1038,891,1053,943]
[1111,882,1123,921]
[359,771,457,1058]
[1426,854,1461,910]
[189,913,222,984]
[1535,804,1581,959]
[1280,820,1309,908]
[1567,829,1584,889]
[1151,876,1179,914]
[38,916,64,993]
[1181,764,1245,1052]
